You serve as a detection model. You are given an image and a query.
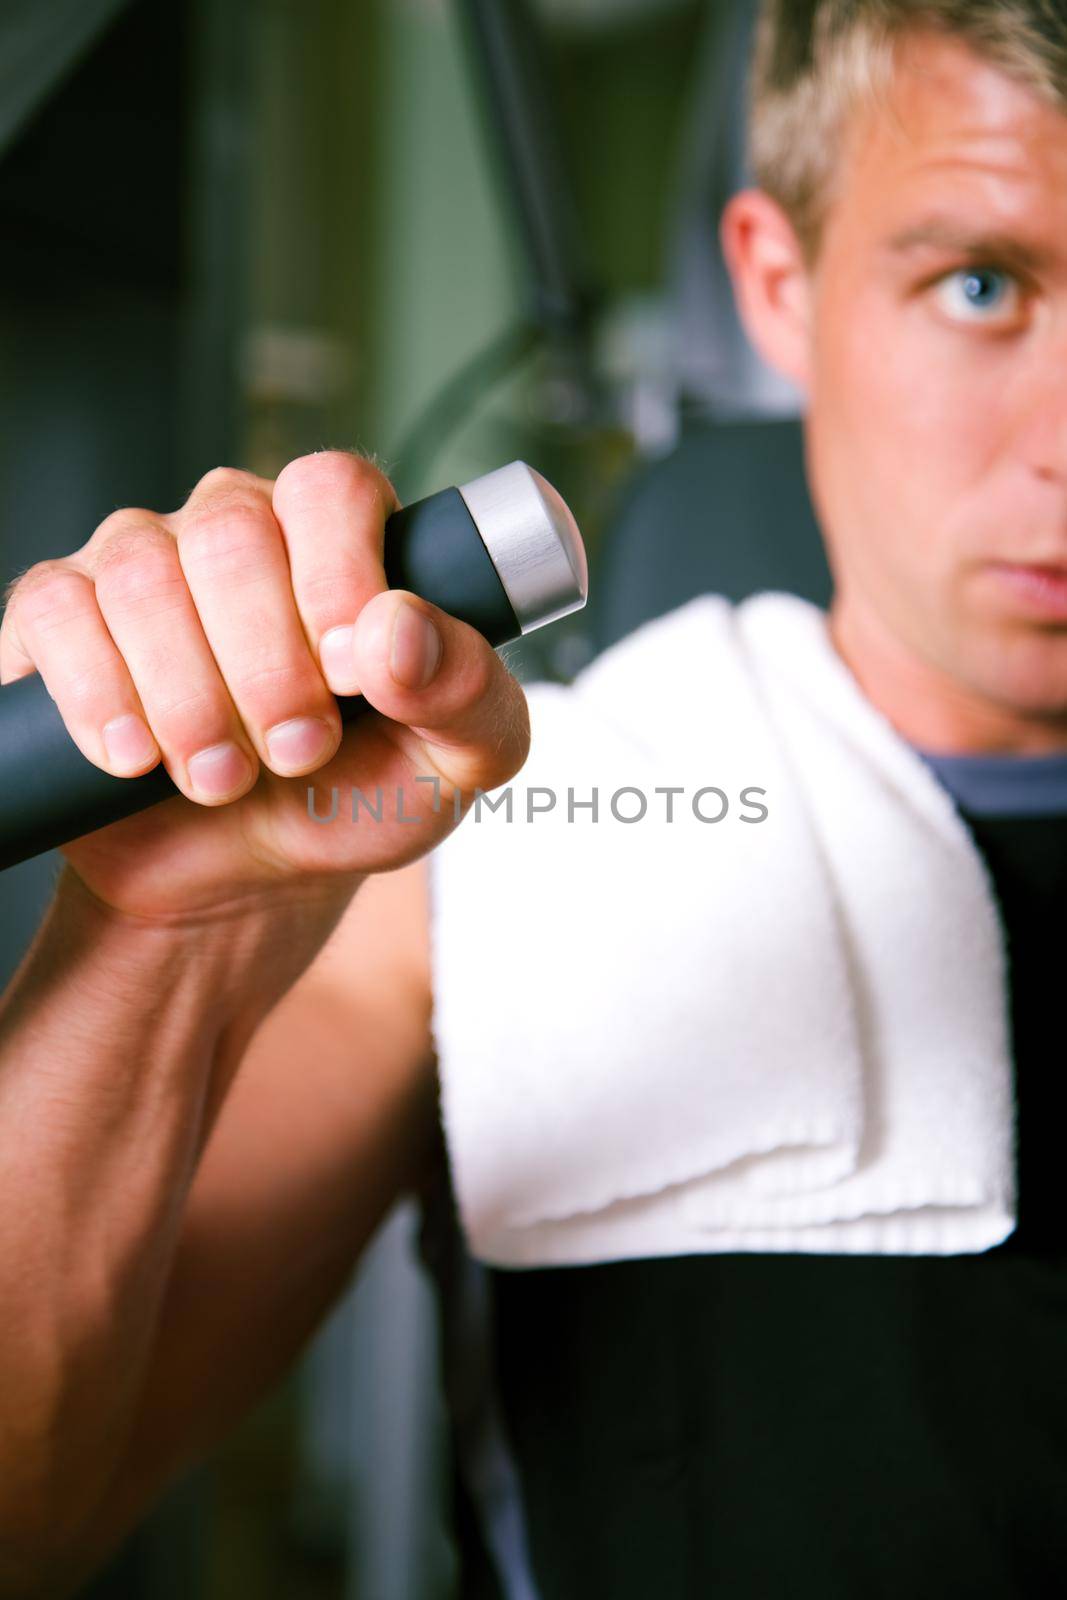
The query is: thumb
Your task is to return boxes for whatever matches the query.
[350,588,531,800]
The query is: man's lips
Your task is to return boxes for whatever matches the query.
[985,560,1067,620]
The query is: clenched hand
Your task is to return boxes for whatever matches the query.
[0,452,530,921]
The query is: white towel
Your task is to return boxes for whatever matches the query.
[427,590,1016,1266]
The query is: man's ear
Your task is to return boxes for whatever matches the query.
[720,189,813,392]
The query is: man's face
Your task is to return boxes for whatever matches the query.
[805,28,1067,731]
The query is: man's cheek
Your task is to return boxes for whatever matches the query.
[840,318,978,498]
[817,330,920,500]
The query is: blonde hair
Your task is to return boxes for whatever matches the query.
[748,0,1067,257]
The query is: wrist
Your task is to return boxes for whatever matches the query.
[42,862,362,1033]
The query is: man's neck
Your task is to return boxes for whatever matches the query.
[826,592,1067,757]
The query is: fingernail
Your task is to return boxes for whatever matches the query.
[102,712,159,775]
[319,624,359,693]
[187,740,254,800]
[265,715,336,774]
[391,601,442,690]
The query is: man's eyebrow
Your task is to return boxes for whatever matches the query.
[883,220,1053,270]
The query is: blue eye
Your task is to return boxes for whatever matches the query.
[963,270,1005,306]
[935,267,1021,325]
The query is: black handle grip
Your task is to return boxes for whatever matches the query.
[0,484,527,870]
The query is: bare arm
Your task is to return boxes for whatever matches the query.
[68,856,439,1588]
[0,864,359,1593]
[0,452,527,1595]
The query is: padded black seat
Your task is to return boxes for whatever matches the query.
[587,417,832,654]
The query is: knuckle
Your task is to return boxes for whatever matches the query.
[274,449,394,513]
[503,671,531,739]
[300,564,363,612]
[63,657,123,716]
[508,689,532,761]
[299,567,339,606]
[194,465,263,502]
[90,526,182,615]
[97,554,187,622]
[232,657,309,706]
[186,483,269,532]
[151,684,235,750]
[487,683,531,780]
[89,508,162,553]
[8,562,86,635]
[179,493,277,574]
[458,640,497,707]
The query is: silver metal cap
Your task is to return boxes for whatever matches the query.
[458,461,589,634]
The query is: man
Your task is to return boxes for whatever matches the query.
[1,0,1066,1593]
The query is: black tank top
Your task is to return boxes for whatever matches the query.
[419,746,1067,1600]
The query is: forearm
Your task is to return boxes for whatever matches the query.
[0,864,356,1589]
[70,976,440,1592]
[42,857,440,1596]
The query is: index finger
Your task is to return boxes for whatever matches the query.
[272,451,399,697]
